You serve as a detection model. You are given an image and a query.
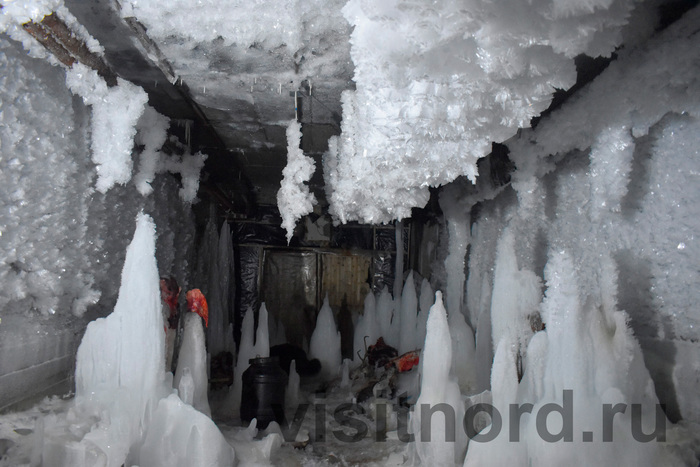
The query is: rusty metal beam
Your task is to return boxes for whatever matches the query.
[18,12,118,87]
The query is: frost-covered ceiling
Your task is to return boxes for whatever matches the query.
[44,0,699,218]
[63,0,353,210]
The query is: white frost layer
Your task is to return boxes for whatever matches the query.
[65,64,148,193]
[325,0,636,224]
[277,119,317,244]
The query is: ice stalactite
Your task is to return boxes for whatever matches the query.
[412,291,467,466]
[277,119,317,244]
[65,64,148,194]
[309,294,342,380]
[134,105,170,196]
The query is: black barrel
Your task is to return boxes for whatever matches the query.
[240,356,288,428]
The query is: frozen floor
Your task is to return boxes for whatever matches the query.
[0,373,411,467]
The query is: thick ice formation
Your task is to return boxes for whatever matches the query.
[325,0,638,224]
[137,394,235,467]
[464,251,685,466]
[411,291,467,465]
[489,229,542,371]
[34,214,234,466]
[309,294,342,380]
[173,311,211,417]
[65,64,148,193]
[277,119,317,243]
[134,106,170,196]
[71,213,164,465]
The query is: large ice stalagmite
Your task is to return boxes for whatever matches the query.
[39,213,235,467]
[309,294,342,380]
[73,213,165,466]
[173,311,211,417]
[412,291,467,466]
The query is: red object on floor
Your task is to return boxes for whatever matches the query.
[390,350,420,372]
[186,289,209,327]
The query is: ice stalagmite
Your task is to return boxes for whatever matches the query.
[228,306,256,416]
[254,302,271,357]
[464,251,683,466]
[412,291,467,466]
[442,204,477,393]
[376,285,398,349]
[416,278,432,350]
[399,270,418,354]
[174,311,211,417]
[309,294,342,380]
[72,213,165,466]
[353,290,379,366]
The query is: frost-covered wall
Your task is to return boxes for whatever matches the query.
[460,5,700,430]
[0,36,196,411]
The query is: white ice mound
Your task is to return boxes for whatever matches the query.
[137,394,235,467]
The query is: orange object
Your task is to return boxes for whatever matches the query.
[390,350,420,373]
[186,289,209,327]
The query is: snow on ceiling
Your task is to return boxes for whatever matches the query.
[325,0,646,224]
[1,0,674,223]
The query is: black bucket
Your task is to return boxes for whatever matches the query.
[240,356,288,428]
